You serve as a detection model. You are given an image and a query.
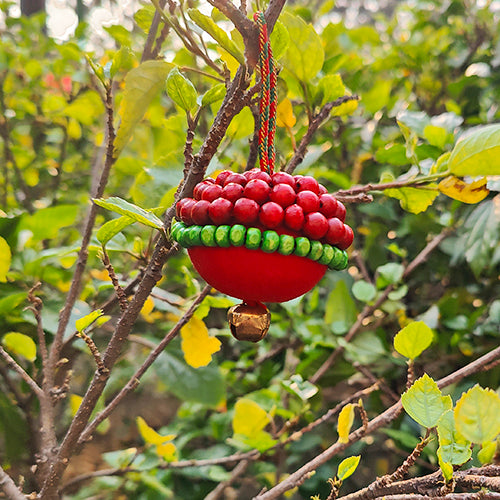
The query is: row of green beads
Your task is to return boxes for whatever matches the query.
[171,221,348,271]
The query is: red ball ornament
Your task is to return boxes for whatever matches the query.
[171,12,354,342]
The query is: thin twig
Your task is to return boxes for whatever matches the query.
[205,460,251,500]
[141,0,166,62]
[76,331,108,374]
[0,465,25,500]
[101,248,129,313]
[285,95,360,174]
[253,347,500,499]
[0,345,43,399]
[78,285,211,443]
[310,230,450,384]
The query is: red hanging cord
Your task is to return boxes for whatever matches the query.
[254,12,277,175]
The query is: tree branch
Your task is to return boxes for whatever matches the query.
[253,347,500,499]
[0,465,25,500]
[78,285,211,443]
[310,229,450,384]
[285,95,360,174]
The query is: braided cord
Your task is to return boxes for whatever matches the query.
[254,11,277,175]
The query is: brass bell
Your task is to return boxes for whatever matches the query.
[227,302,271,342]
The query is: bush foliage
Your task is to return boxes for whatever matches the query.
[0,0,499,499]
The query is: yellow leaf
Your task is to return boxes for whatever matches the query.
[232,398,270,438]
[136,416,176,445]
[438,176,490,204]
[276,98,296,128]
[90,269,111,281]
[156,441,177,461]
[337,403,355,443]
[70,394,83,416]
[140,296,155,323]
[0,236,11,282]
[180,316,221,368]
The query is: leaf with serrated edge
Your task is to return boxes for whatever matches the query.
[394,321,433,360]
[449,124,500,176]
[402,373,452,428]
[94,197,163,229]
[437,410,472,465]
[454,385,500,444]
[337,456,361,481]
[114,61,173,157]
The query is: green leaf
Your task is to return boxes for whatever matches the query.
[281,375,318,401]
[0,293,28,315]
[316,73,345,107]
[63,91,104,126]
[449,124,500,176]
[201,83,226,107]
[385,185,439,214]
[352,280,376,302]
[114,60,173,157]
[93,197,164,229]
[454,385,500,444]
[393,321,433,360]
[166,67,197,112]
[439,458,454,482]
[0,236,12,282]
[75,309,104,332]
[402,373,452,428]
[376,262,404,287]
[436,410,472,465]
[424,124,448,149]
[325,280,357,334]
[19,205,79,242]
[337,455,361,481]
[269,20,289,61]
[463,197,500,277]
[96,216,135,246]
[281,11,324,82]
[157,348,225,407]
[2,332,36,362]
[187,9,244,65]
[477,441,497,465]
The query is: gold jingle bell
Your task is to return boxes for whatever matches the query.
[227,302,271,342]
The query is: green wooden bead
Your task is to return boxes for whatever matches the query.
[200,225,217,247]
[246,227,262,249]
[186,225,202,246]
[337,250,349,270]
[171,221,183,241]
[178,226,191,247]
[229,224,246,246]
[278,234,295,255]
[318,244,334,265]
[215,225,231,247]
[328,246,344,269]
[294,237,311,257]
[261,230,280,253]
[308,240,323,261]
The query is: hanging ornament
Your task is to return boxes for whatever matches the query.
[171,13,354,342]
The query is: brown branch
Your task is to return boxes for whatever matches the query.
[253,347,500,499]
[101,248,129,313]
[0,345,43,399]
[48,83,116,383]
[310,230,450,384]
[205,459,251,500]
[371,494,500,500]
[285,95,360,174]
[0,465,25,500]
[78,285,212,443]
[76,331,108,374]
[141,0,166,62]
